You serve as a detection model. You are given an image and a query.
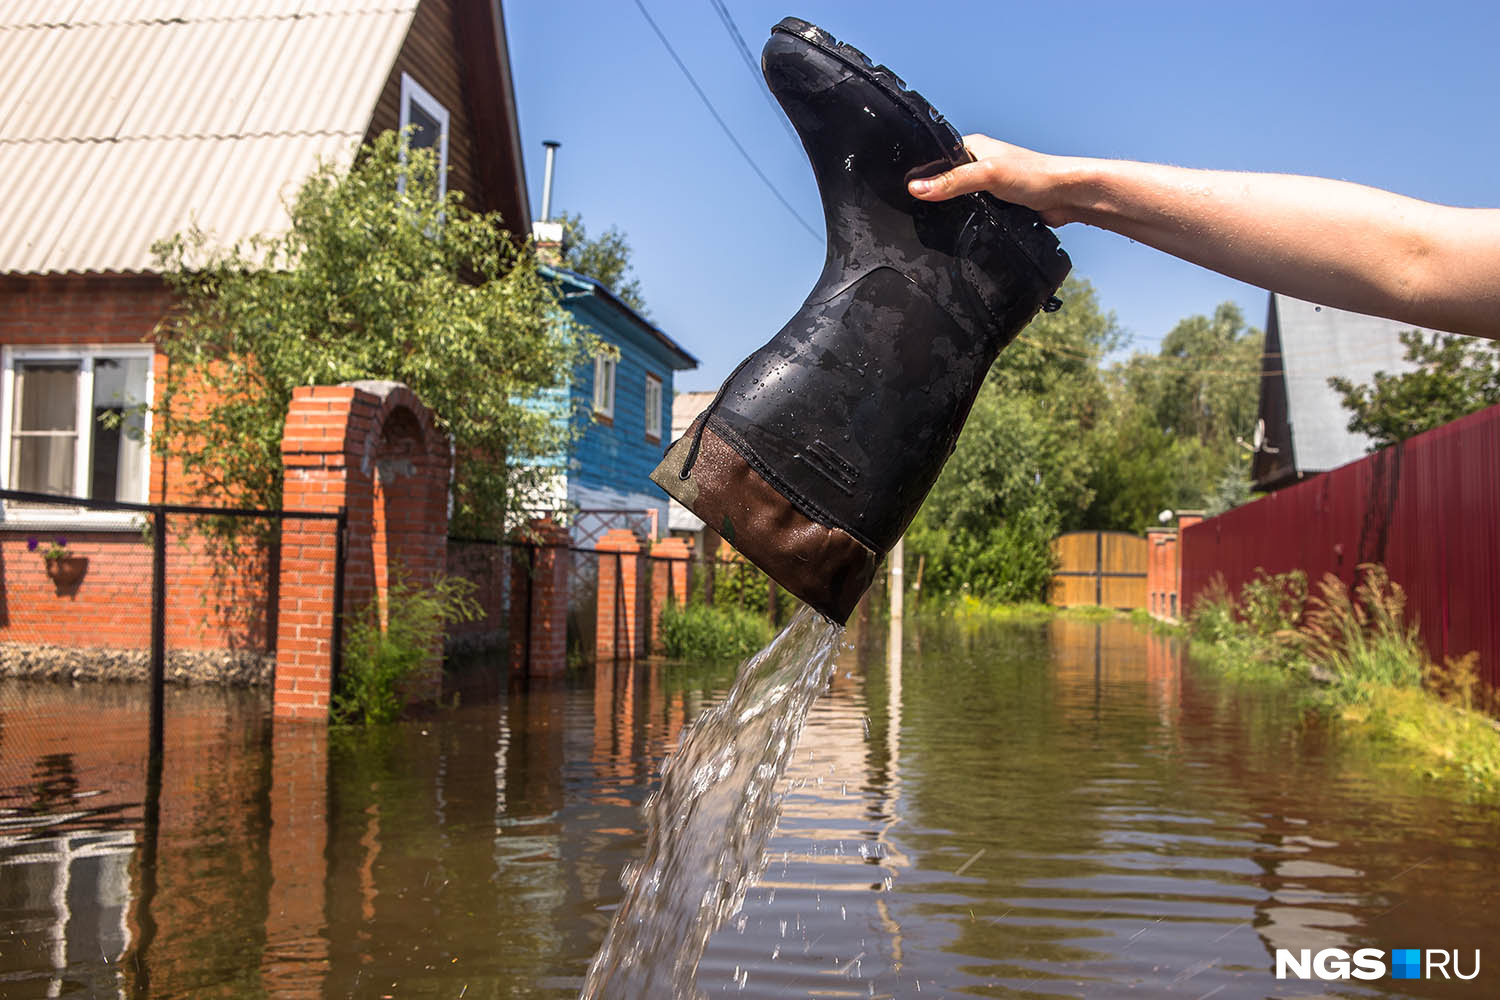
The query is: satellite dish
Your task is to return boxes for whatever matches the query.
[1236,419,1281,455]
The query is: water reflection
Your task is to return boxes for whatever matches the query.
[1,617,1498,998]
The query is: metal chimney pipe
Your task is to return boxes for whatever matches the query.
[540,140,560,223]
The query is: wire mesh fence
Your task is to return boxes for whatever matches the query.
[0,489,343,868]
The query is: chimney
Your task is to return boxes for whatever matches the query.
[532,140,564,264]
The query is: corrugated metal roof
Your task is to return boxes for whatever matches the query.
[0,1,418,274]
[1273,293,1425,472]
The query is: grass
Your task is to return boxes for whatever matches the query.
[658,601,773,663]
[1185,564,1500,797]
[917,594,1147,628]
[333,571,480,725]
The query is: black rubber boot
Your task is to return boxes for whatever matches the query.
[652,17,1070,624]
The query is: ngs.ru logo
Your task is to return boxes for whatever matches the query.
[1276,948,1480,981]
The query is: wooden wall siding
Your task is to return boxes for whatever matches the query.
[1051,530,1148,610]
[364,0,484,213]
[568,295,679,508]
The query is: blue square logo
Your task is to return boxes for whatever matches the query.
[1391,949,1422,980]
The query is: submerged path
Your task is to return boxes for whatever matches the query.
[1,617,1495,997]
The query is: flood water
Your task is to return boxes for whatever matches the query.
[2,616,1498,998]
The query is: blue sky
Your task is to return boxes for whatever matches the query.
[506,1,1500,392]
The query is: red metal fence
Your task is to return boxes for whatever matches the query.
[1182,403,1500,687]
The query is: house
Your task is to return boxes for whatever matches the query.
[0,0,530,518]
[667,390,714,535]
[1251,293,1427,491]
[538,266,697,544]
[0,0,533,667]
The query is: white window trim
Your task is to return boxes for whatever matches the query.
[592,354,616,419]
[398,72,450,200]
[0,344,154,531]
[644,373,663,441]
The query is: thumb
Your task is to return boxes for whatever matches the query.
[908,161,991,201]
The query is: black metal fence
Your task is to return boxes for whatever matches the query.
[0,488,344,776]
[445,531,793,669]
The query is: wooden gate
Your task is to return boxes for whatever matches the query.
[1050,531,1148,609]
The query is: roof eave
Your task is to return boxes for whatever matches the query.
[542,265,698,370]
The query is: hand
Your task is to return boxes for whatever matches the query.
[908,135,1077,226]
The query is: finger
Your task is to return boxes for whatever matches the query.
[908,161,993,201]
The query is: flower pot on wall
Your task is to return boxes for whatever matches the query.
[45,556,88,590]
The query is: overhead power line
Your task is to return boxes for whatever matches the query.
[632,0,821,242]
[705,0,804,151]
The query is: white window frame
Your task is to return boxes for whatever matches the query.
[644,373,663,442]
[592,354,616,420]
[0,344,154,529]
[398,72,450,201]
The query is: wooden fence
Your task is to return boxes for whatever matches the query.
[1051,531,1148,610]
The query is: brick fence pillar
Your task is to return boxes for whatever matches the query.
[1173,511,1203,621]
[508,518,572,676]
[276,381,450,721]
[596,529,644,662]
[648,536,692,654]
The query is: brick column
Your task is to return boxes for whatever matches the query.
[1173,511,1203,621]
[1146,528,1172,621]
[276,381,450,721]
[276,386,370,721]
[596,529,644,662]
[508,518,572,676]
[648,536,692,654]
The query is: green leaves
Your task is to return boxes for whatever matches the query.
[151,131,593,534]
[554,211,648,315]
[908,284,1262,605]
[1331,330,1500,448]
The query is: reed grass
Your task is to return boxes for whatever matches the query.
[1186,563,1500,795]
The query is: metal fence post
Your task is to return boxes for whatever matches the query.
[149,506,167,766]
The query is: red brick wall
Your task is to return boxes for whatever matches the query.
[0,275,278,654]
[0,528,274,653]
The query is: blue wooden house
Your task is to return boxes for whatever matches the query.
[540,265,697,539]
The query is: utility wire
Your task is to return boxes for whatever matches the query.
[705,0,803,151]
[633,0,821,242]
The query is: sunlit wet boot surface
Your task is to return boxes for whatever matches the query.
[653,16,1071,624]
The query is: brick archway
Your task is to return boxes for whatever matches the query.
[275,381,451,720]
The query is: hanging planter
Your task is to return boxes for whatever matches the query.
[44,555,88,588]
[30,536,86,589]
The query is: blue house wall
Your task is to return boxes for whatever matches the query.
[545,268,696,533]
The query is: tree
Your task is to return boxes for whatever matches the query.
[554,211,648,315]
[907,277,1120,602]
[1084,303,1260,530]
[1330,331,1500,449]
[151,131,591,535]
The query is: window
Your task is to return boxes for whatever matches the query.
[644,373,663,442]
[1,347,152,510]
[592,354,616,420]
[398,73,450,200]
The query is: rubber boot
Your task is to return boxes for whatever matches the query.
[652,17,1070,624]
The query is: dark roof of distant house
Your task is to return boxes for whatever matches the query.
[1254,293,1427,488]
[542,265,698,370]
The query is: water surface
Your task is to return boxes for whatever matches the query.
[2,616,1497,998]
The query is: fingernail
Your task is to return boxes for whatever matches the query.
[909,178,931,195]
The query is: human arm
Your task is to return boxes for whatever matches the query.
[909,135,1500,340]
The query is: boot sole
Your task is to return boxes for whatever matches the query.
[772,17,1068,285]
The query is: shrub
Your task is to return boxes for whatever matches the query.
[1294,564,1423,699]
[334,572,480,725]
[1240,567,1307,637]
[659,602,772,662]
